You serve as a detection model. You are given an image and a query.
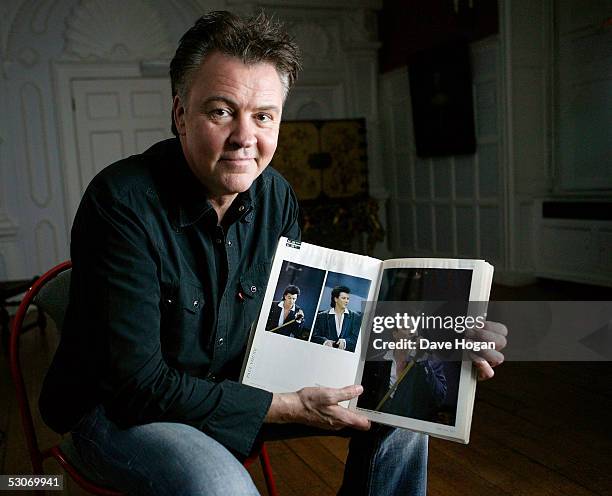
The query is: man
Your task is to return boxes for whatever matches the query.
[40,11,507,496]
[265,284,306,339]
[311,286,361,352]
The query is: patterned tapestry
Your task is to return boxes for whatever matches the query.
[271,119,368,200]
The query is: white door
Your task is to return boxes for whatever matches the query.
[71,77,173,193]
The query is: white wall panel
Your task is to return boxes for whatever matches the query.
[435,205,453,254]
[86,92,121,119]
[456,206,477,258]
[90,131,125,173]
[21,82,52,208]
[480,206,501,263]
[454,155,475,199]
[433,158,452,199]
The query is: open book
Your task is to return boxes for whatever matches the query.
[240,238,494,443]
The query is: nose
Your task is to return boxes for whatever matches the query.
[228,114,256,149]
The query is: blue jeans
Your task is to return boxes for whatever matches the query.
[71,406,428,496]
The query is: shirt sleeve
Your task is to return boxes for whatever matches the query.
[70,185,272,457]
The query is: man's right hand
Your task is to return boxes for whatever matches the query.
[265,385,371,431]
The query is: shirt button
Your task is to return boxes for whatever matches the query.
[238,205,245,212]
[193,300,199,308]
[167,298,173,305]
[218,337,224,346]
[227,240,232,246]
[215,238,222,244]
[250,285,257,293]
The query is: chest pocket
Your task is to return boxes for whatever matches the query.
[238,262,270,333]
[160,280,206,370]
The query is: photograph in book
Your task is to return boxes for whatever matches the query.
[310,271,372,353]
[356,267,473,427]
[241,239,380,394]
[264,261,326,342]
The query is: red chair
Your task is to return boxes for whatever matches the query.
[10,261,279,495]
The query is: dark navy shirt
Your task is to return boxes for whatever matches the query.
[40,138,300,456]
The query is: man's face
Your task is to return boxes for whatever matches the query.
[173,51,284,200]
[283,293,298,309]
[335,292,350,311]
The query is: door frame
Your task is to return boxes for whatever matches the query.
[53,62,144,233]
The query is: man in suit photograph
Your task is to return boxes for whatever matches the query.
[311,285,362,352]
[265,284,306,339]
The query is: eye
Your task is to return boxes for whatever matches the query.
[255,113,273,123]
[208,108,231,119]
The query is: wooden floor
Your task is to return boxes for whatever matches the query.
[1,280,611,495]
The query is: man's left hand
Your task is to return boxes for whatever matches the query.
[466,321,507,381]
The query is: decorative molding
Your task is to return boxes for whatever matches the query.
[17,47,39,68]
[35,219,59,274]
[295,101,323,120]
[31,0,57,35]
[0,238,27,279]
[289,21,333,67]
[20,82,52,208]
[0,1,26,77]
[0,214,19,238]
[284,83,345,120]
[64,0,173,61]
[183,0,225,16]
[341,10,376,45]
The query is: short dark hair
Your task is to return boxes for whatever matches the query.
[330,286,350,308]
[283,285,300,297]
[169,10,301,136]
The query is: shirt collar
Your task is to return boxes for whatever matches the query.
[328,308,349,315]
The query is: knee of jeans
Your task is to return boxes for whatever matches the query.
[174,459,258,496]
[379,428,429,463]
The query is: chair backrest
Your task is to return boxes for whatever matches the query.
[9,261,72,473]
[34,268,71,331]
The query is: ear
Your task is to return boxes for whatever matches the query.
[173,95,186,136]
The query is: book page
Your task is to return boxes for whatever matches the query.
[352,258,493,443]
[241,238,381,393]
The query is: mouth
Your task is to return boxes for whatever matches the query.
[220,156,256,162]
[218,158,256,172]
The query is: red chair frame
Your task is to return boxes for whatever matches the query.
[10,261,278,496]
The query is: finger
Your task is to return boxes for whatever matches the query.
[323,384,364,404]
[465,328,507,350]
[483,321,508,336]
[468,349,503,379]
[473,358,495,381]
[471,347,504,367]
